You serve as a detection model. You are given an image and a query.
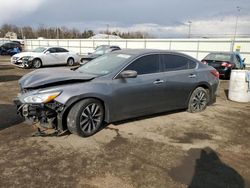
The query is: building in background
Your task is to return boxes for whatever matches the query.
[4,32,17,39]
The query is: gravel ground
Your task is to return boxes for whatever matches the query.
[0,56,250,188]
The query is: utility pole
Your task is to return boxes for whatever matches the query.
[106,24,110,37]
[56,27,59,39]
[234,6,241,40]
[107,24,110,44]
[20,27,24,39]
[231,6,241,52]
[188,21,192,38]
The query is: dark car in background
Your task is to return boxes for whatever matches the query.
[80,45,121,65]
[14,49,219,137]
[0,41,22,55]
[201,52,245,79]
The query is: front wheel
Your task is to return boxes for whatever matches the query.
[67,99,104,137]
[32,59,42,69]
[187,87,209,113]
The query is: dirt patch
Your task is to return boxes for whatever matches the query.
[0,57,250,187]
[0,104,24,130]
[169,147,245,188]
[171,132,212,143]
[0,75,22,82]
[0,66,14,70]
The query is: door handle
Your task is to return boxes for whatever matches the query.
[153,79,164,85]
[188,74,196,78]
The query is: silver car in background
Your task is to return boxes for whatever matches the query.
[14,49,219,137]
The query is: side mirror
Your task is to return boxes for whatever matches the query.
[119,70,137,79]
[242,58,245,62]
[45,51,50,54]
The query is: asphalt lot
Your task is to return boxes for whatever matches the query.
[0,56,250,188]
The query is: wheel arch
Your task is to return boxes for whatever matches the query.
[33,57,42,63]
[188,82,212,106]
[60,95,110,131]
[67,56,74,61]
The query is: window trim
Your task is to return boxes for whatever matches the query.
[56,47,69,53]
[124,54,161,75]
[160,53,198,72]
[113,52,198,79]
[113,53,161,79]
[47,47,57,53]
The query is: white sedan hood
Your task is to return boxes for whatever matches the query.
[13,52,41,58]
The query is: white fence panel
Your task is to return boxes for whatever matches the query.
[146,41,170,50]
[24,38,250,66]
[199,41,231,52]
[171,41,198,51]
[126,40,145,49]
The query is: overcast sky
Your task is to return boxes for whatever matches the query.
[0,0,250,37]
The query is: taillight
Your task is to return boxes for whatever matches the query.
[201,60,207,64]
[210,70,219,78]
[221,62,232,68]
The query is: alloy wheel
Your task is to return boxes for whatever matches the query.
[67,58,74,66]
[80,103,102,133]
[33,59,41,68]
[191,90,207,112]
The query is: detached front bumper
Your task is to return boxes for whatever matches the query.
[13,97,65,130]
[11,59,33,68]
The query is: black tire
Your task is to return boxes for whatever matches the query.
[67,58,75,66]
[67,99,104,137]
[187,87,209,113]
[32,58,42,69]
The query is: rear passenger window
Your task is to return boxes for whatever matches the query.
[57,48,68,53]
[162,54,196,71]
[188,60,197,69]
[125,54,160,75]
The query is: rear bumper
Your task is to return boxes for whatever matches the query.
[215,68,231,78]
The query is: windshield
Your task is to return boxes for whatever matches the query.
[77,53,132,75]
[32,47,47,53]
[204,53,232,62]
[92,49,105,55]
[92,46,111,55]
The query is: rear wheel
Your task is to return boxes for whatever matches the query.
[33,59,42,69]
[67,99,104,137]
[187,87,209,113]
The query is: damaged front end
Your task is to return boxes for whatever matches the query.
[13,89,66,134]
[14,67,97,135]
[11,56,34,68]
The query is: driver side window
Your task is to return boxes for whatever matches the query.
[125,54,160,75]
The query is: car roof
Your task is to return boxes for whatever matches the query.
[113,49,188,56]
[207,52,235,55]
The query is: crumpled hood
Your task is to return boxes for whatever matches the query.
[13,52,40,58]
[19,68,96,89]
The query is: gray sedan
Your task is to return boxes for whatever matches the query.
[14,49,219,137]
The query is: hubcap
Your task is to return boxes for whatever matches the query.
[191,91,207,111]
[33,60,41,68]
[80,103,102,133]
[68,59,74,65]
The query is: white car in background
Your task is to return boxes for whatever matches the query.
[11,47,80,68]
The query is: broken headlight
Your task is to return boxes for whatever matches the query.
[23,91,62,104]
